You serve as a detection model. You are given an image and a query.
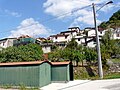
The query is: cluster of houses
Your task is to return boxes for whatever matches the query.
[0,27,120,53]
[0,26,120,88]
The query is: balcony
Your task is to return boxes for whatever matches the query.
[13,38,35,46]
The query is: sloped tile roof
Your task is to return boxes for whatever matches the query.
[51,61,71,65]
[0,61,70,66]
[0,61,45,66]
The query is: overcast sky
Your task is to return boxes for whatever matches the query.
[0,0,119,39]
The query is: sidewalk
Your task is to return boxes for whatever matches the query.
[41,80,90,90]
[41,79,120,90]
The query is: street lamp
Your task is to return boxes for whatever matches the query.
[96,1,113,12]
[92,1,113,79]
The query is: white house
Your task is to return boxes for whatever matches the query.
[49,34,70,42]
[48,27,120,48]
[68,27,80,32]
[83,27,106,47]
[84,27,106,37]
[74,35,86,45]
[41,43,52,53]
[111,28,120,39]
[60,30,77,37]
[0,38,16,49]
[49,27,79,43]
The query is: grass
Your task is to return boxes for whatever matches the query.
[19,87,40,90]
[104,73,120,79]
[111,59,120,63]
[74,66,120,80]
[0,84,12,89]
[19,84,39,90]
[0,84,40,90]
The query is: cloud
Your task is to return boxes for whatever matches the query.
[70,10,101,27]
[43,0,114,26]
[43,0,89,17]
[9,18,53,38]
[4,9,21,17]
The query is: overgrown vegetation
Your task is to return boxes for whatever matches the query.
[74,66,120,80]
[48,10,120,79]
[99,9,120,29]
[48,38,97,67]
[0,84,40,90]
[0,10,119,80]
[0,43,43,62]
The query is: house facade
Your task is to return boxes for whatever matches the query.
[111,28,120,39]
[83,27,106,47]
[47,27,108,48]
[48,27,79,43]
[0,38,16,49]
[49,34,70,42]
[13,35,36,46]
[74,35,86,45]
[0,27,120,52]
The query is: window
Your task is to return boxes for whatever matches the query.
[55,36,57,39]
[65,36,67,39]
[78,38,80,41]
[93,42,96,44]
[116,34,120,37]
[3,42,5,46]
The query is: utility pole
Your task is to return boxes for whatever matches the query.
[92,3,103,79]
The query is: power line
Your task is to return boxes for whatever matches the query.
[0,2,119,36]
[40,5,91,23]
[96,3,120,12]
[0,4,92,35]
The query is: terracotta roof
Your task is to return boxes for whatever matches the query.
[68,27,80,29]
[84,27,95,29]
[98,27,104,31]
[51,61,70,65]
[37,38,46,41]
[18,35,31,38]
[0,61,71,66]
[0,61,47,66]
[60,30,77,34]
[50,34,69,37]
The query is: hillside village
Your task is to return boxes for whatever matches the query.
[0,26,120,53]
[0,0,120,89]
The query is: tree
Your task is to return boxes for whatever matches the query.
[0,43,43,63]
[98,9,120,61]
[66,38,78,50]
[98,21,108,29]
[100,28,120,65]
[84,47,97,63]
[99,9,120,29]
[66,38,85,66]
[109,9,120,27]
[62,48,84,66]
[76,45,85,66]
[101,29,119,57]
[48,49,62,62]
[48,44,85,66]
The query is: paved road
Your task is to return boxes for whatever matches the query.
[41,79,120,90]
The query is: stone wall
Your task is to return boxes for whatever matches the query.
[109,63,120,72]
